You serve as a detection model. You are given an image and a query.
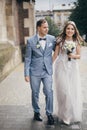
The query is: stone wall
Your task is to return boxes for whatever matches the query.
[17,1,35,61]
[0,0,7,42]
[0,0,35,82]
[18,1,35,45]
[0,43,22,82]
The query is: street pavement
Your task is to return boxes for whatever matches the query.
[0,46,87,130]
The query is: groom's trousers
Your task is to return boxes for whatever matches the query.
[30,73,53,116]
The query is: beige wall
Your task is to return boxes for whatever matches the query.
[23,2,35,44]
[0,0,35,82]
[0,0,35,45]
[0,0,7,42]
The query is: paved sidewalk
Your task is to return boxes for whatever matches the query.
[0,47,87,130]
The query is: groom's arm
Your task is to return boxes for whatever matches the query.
[52,36,56,51]
[24,39,32,82]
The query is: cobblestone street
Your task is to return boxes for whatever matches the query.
[0,47,87,130]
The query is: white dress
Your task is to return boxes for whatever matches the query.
[54,40,82,123]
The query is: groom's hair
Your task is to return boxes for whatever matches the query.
[36,19,47,28]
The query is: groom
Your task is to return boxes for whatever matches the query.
[24,19,56,125]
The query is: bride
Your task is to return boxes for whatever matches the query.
[53,21,83,125]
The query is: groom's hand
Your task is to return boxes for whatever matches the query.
[25,76,30,82]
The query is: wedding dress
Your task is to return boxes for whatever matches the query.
[53,40,82,124]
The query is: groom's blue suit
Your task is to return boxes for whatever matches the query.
[24,34,56,115]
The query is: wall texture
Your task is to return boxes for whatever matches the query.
[0,0,35,82]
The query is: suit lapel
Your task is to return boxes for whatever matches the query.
[44,36,50,52]
[34,34,44,54]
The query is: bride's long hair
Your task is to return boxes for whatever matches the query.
[56,21,83,45]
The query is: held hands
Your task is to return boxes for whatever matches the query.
[25,76,30,82]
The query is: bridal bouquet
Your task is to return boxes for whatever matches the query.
[63,41,76,61]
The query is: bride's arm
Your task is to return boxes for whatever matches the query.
[68,44,81,59]
[52,45,60,62]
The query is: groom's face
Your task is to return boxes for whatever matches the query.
[38,22,49,37]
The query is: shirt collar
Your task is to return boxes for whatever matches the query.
[37,34,46,40]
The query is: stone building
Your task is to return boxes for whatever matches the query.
[35,10,53,22]
[0,0,35,82]
[53,3,75,30]
[35,3,75,31]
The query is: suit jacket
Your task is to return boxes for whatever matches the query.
[24,34,56,76]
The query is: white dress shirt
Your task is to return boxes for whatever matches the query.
[38,35,46,50]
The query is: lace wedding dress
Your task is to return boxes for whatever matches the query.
[53,40,82,124]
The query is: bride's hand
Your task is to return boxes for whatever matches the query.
[68,53,74,59]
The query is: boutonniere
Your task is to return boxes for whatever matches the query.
[36,41,41,48]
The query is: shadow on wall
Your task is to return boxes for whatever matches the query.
[0,43,22,82]
[20,44,26,62]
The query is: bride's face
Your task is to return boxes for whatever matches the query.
[65,24,75,38]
